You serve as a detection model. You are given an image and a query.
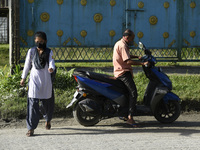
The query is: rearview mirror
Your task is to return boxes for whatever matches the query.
[138,42,144,49]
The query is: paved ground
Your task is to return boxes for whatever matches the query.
[1,112,200,150]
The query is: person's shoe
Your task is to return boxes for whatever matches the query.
[26,129,34,137]
[45,122,51,130]
[126,119,140,128]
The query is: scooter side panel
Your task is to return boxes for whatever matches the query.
[151,89,180,114]
[112,95,127,107]
[77,76,122,100]
[150,87,167,113]
[143,81,157,106]
[151,68,172,90]
[151,94,165,114]
[163,92,180,103]
[66,91,83,108]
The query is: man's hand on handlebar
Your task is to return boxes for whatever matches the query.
[143,61,149,67]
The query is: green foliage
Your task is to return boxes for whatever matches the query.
[134,72,149,103]
[55,62,113,68]
[0,44,9,50]
[0,44,9,69]
[1,65,200,119]
[53,68,76,89]
[0,64,27,119]
[0,65,8,77]
[170,74,200,101]
[134,73,200,103]
[56,62,200,68]
[0,65,22,93]
[0,66,77,119]
[1,44,200,119]
[93,68,107,74]
[53,68,77,116]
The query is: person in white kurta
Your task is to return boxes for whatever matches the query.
[20,31,55,137]
[21,48,55,99]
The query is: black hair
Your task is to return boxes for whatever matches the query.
[123,29,134,37]
[34,31,47,41]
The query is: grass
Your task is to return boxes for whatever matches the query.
[55,62,200,68]
[136,73,200,102]
[1,44,200,119]
[0,44,9,69]
[1,67,200,119]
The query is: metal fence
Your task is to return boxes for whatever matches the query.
[19,46,200,63]
[0,0,8,8]
[0,17,8,43]
[0,0,9,44]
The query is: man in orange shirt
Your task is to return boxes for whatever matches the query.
[113,29,148,127]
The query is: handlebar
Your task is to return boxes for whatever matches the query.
[141,55,156,66]
[139,42,157,67]
[140,52,157,68]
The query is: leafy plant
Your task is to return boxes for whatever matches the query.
[1,66,200,119]
[0,67,77,119]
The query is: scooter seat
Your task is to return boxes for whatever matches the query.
[87,71,125,87]
[75,70,126,89]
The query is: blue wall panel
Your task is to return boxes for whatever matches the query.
[19,0,200,49]
[71,0,125,46]
[20,0,126,47]
[127,0,177,48]
[182,0,200,47]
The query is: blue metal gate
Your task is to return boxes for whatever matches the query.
[19,0,200,62]
[127,0,177,48]
[126,0,200,61]
[20,0,126,47]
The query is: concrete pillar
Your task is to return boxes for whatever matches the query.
[9,0,13,71]
[9,0,20,74]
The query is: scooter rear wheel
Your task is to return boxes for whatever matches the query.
[73,103,101,126]
[154,100,181,124]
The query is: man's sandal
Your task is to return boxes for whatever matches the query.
[126,122,140,128]
[26,130,34,137]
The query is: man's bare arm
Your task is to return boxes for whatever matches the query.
[126,59,148,66]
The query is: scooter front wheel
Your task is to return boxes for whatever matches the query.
[73,103,101,126]
[154,100,181,124]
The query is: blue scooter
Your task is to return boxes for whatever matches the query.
[67,42,181,126]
